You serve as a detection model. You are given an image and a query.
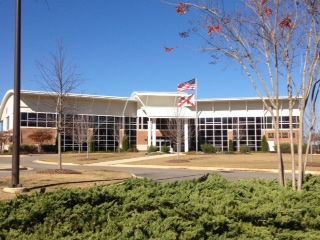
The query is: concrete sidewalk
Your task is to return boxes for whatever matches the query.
[33,153,177,167]
[84,153,177,166]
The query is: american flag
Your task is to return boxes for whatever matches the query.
[178,94,195,107]
[177,79,197,92]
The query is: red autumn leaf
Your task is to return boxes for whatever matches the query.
[265,8,272,17]
[176,3,188,15]
[208,25,222,36]
[280,17,293,29]
[164,47,174,53]
[261,0,268,5]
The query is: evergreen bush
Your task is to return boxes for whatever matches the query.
[274,143,308,153]
[9,144,38,154]
[240,145,251,154]
[122,136,129,152]
[42,144,58,153]
[161,145,170,153]
[89,141,95,152]
[1,174,320,239]
[201,143,217,153]
[147,145,158,153]
[228,139,234,152]
[261,135,269,152]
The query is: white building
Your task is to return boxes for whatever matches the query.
[0,90,300,152]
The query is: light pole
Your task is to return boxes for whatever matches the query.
[12,0,22,188]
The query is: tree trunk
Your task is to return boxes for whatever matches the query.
[297,108,305,191]
[289,103,296,190]
[58,131,62,170]
[275,110,285,187]
[58,101,62,170]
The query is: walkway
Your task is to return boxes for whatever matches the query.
[84,153,177,166]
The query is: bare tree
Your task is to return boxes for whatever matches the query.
[165,0,319,189]
[0,131,11,153]
[73,115,93,158]
[28,129,53,153]
[114,118,123,152]
[37,40,81,169]
[167,117,185,158]
[165,103,194,158]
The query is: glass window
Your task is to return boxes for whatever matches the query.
[282,116,289,122]
[233,117,238,124]
[282,124,289,129]
[266,117,272,123]
[222,118,227,124]
[206,118,213,123]
[207,125,213,130]
[21,112,27,120]
[239,117,246,123]
[99,116,107,123]
[256,117,262,123]
[38,113,46,121]
[214,118,221,123]
[248,117,254,122]
[248,130,255,135]
[28,113,37,127]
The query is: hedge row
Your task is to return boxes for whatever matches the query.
[1,174,320,239]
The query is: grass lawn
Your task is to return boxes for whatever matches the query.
[0,170,132,201]
[39,152,147,164]
[130,152,320,171]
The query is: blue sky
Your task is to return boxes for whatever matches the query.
[0,0,256,100]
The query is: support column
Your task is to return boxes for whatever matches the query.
[147,120,152,147]
[184,120,189,152]
[152,120,156,147]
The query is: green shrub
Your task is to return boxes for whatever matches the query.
[161,145,170,153]
[89,141,95,153]
[274,143,308,153]
[201,143,217,153]
[240,145,251,154]
[9,144,38,154]
[228,139,234,152]
[261,135,269,152]
[122,136,129,152]
[41,144,58,153]
[147,145,158,153]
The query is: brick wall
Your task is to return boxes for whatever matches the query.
[263,130,299,144]
[21,128,57,145]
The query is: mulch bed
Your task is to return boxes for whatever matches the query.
[36,169,82,174]
[166,159,190,163]
[76,158,98,161]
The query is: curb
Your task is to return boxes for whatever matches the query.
[130,173,143,179]
[3,187,27,194]
[0,166,31,171]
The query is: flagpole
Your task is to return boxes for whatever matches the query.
[195,78,198,153]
